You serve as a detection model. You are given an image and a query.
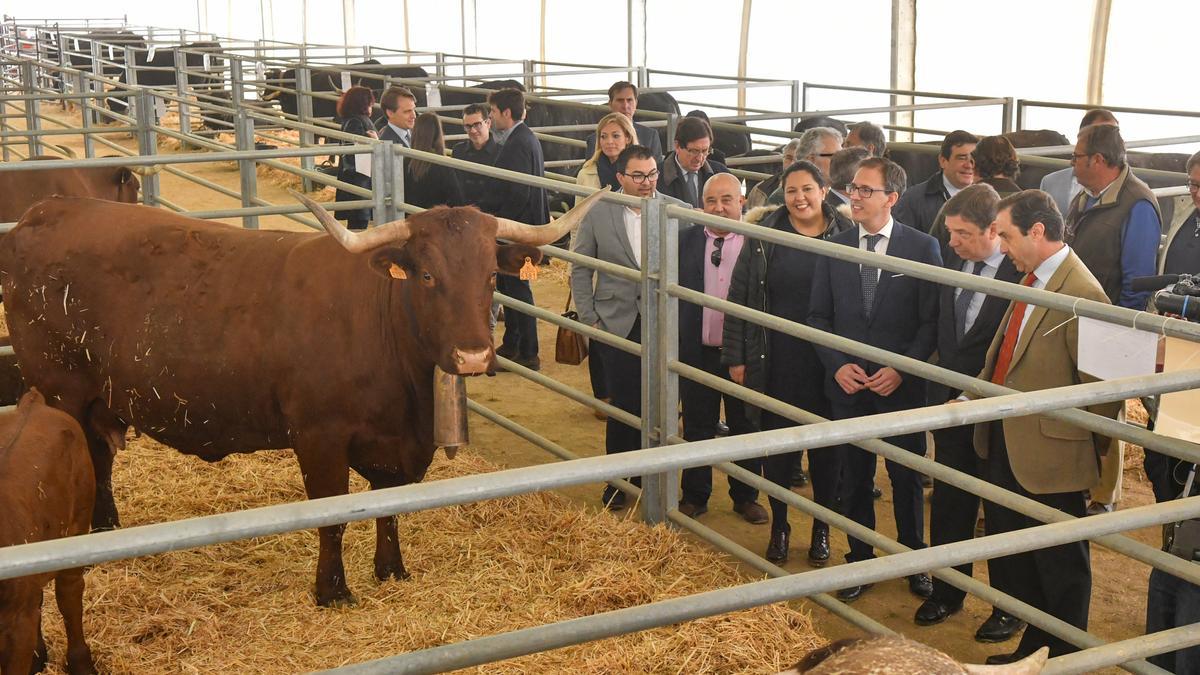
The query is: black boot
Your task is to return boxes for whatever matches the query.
[766,523,791,563]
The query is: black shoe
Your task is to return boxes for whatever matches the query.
[807,523,830,567]
[602,490,626,512]
[678,501,708,519]
[975,610,1026,643]
[715,420,730,436]
[793,469,810,488]
[836,583,873,602]
[914,599,962,626]
[907,573,933,599]
[872,485,882,499]
[765,525,790,563]
[984,652,1027,665]
[496,344,517,360]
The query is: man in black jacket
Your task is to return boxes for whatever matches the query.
[893,130,978,233]
[677,173,768,524]
[583,81,664,162]
[913,183,1026,642]
[808,157,941,602]
[658,117,730,209]
[451,103,499,207]
[483,88,549,370]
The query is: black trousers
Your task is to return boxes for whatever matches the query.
[496,275,538,357]
[597,318,642,499]
[679,346,761,507]
[929,423,1000,607]
[588,340,608,399]
[982,422,1090,658]
[761,410,842,533]
[833,395,926,562]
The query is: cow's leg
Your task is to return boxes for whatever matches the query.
[32,606,48,674]
[1,593,39,675]
[369,479,409,582]
[83,431,119,531]
[295,444,355,607]
[55,569,96,675]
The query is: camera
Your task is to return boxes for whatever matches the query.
[1132,273,1200,321]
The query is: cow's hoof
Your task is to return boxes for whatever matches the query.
[315,588,358,608]
[31,647,48,674]
[375,563,411,582]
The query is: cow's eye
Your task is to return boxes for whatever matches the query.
[422,272,434,283]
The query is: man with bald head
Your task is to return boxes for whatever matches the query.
[676,173,768,523]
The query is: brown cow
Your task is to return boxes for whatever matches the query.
[0,189,605,606]
[0,388,96,675]
[780,636,1047,674]
[0,157,152,223]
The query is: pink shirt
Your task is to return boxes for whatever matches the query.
[702,228,745,347]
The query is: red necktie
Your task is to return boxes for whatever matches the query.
[990,273,1038,385]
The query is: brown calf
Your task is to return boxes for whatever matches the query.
[0,389,96,675]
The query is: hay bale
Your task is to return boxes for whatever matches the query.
[36,439,820,673]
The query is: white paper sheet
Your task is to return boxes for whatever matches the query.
[355,152,372,179]
[425,82,442,108]
[1157,337,1200,443]
[341,72,352,91]
[1077,316,1158,380]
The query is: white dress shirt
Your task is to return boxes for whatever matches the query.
[955,247,1007,334]
[1014,244,1071,340]
[858,217,895,281]
[623,204,642,267]
[387,122,411,147]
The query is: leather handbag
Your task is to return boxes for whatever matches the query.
[555,290,588,366]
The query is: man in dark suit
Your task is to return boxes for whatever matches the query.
[912,184,1025,643]
[377,86,416,147]
[483,88,549,371]
[808,156,942,602]
[966,189,1118,663]
[658,117,730,209]
[676,172,768,523]
[893,130,978,233]
[584,81,663,162]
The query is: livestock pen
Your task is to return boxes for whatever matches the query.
[2,20,1200,673]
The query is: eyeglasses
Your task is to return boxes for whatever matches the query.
[463,121,487,131]
[681,145,712,157]
[844,183,890,198]
[621,169,659,184]
[710,236,725,267]
[816,152,837,158]
[1188,181,1200,193]
[1070,152,1091,163]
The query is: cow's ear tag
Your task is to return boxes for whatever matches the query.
[389,263,407,280]
[519,257,537,281]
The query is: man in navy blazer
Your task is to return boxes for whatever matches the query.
[808,157,942,602]
[676,173,767,523]
[483,88,549,369]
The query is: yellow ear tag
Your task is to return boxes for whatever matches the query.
[519,256,537,281]
[389,263,407,280]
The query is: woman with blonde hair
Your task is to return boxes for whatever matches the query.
[576,112,638,203]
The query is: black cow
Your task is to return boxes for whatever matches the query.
[262,60,431,122]
[105,42,226,113]
[61,30,146,79]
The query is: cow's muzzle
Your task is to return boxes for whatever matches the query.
[452,347,493,375]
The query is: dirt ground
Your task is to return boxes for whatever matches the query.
[11,104,1166,671]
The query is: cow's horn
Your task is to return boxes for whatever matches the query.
[290,190,412,253]
[51,143,77,159]
[328,73,345,95]
[494,187,608,245]
[261,89,282,101]
[962,647,1048,674]
[127,164,162,176]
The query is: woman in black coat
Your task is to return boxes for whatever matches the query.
[403,112,465,209]
[334,86,377,231]
[723,160,853,567]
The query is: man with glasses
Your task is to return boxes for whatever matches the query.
[764,127,843,205]
[658,117,731,209]
[570,145,690,510]
[676,173,768,524]
[809,157,942,602]
[1040,109,1119,214]
[451,103,499,206]
[1065,123,1162,516]
[584,81,664,162]
[894,130,979,235]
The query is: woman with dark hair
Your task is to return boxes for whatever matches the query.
[723,160,853,566]
[403,112,465,209]
[334,85,377,230]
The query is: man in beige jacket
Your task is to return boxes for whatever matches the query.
[967,189,1121,664]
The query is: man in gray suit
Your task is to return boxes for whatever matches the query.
[571,144,690,510]
[1040,109,1118,213]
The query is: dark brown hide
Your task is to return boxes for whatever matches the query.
[0,388,95,675]
[0,158,140,222]
[0,335,24,406]
[0,197,509,606]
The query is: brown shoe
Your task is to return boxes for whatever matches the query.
[734,501,769,524]
[678,501,708,518]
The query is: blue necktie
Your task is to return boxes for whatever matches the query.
[954,260,987,340]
